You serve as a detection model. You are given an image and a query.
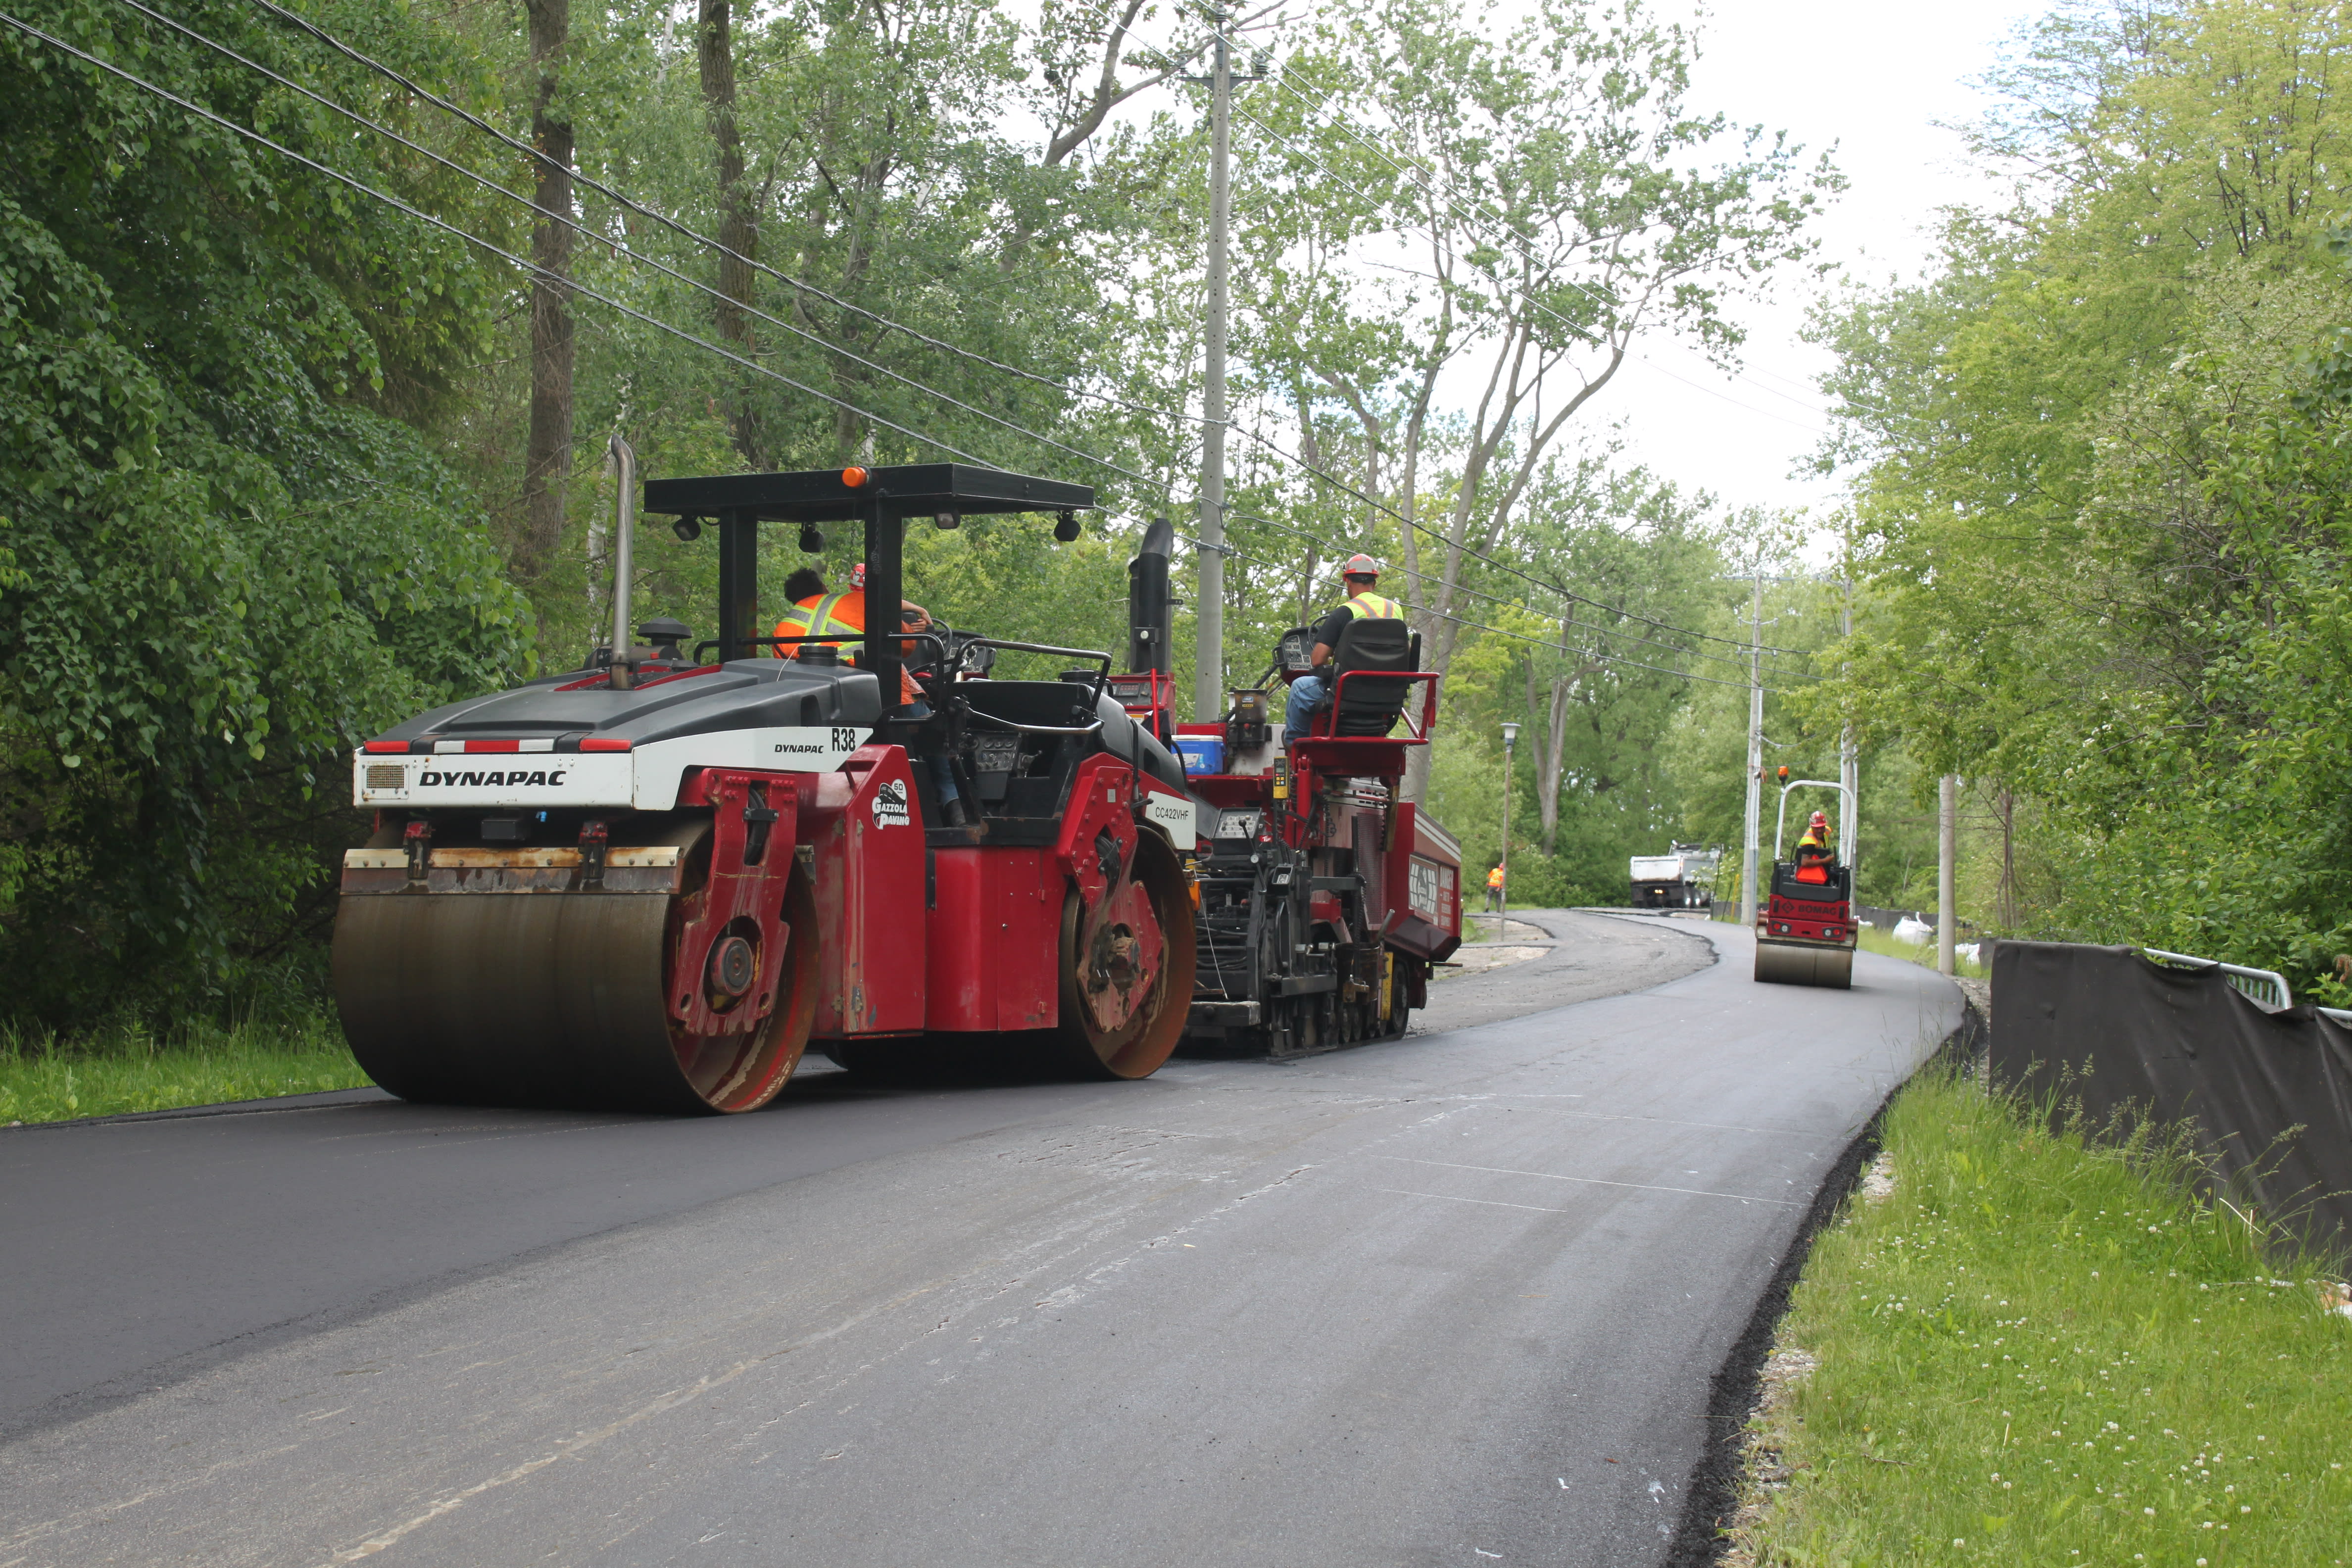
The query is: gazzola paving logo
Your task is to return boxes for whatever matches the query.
[870,778,912,829]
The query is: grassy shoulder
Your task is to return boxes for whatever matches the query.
[1736,1071,2351,1567]
[0,1013,373,1125]
[1856,923,1988,980]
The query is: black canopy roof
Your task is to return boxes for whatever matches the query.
[641,463,1094,522]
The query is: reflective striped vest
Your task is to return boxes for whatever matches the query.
[772,592,860,655]
[1346,591,1403,621]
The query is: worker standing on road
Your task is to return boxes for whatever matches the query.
[771,564,968,826]
[1793,810,1837,885]
[1485,864,1506,913]
[1283,554,1404,743]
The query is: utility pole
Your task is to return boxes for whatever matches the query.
[1938,773,1958,977]
[1194,9,1231,724]
[1499,721,1519,935]
[1740,575,1764,925]
[1840,579,1858,889]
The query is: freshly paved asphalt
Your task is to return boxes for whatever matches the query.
[0,912,1960,1567]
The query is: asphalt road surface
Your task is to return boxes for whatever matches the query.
[0,913,1960,1568]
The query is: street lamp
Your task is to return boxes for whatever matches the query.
[1498,722,1519,933]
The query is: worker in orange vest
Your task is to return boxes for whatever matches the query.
[772,564,966,825]
[1485,863,1506,913]
[1793,810,1837,884]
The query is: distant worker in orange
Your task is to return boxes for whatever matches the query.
[1485,863,1506,913]
[772,564,966,825]
[1793,810,1837,884]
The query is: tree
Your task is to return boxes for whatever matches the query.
[0,0,532,1023]
[1233,0,1835,795]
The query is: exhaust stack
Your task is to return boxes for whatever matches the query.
[607,433,638,688]
[1127,516,1174,676]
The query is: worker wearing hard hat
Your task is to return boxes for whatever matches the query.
[1793,810,1837,885]
[772,564,968,825]
[1283,554,1405,743]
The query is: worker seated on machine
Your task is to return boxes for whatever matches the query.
[772,563,969,826]
[1792,810,1838,884]
[1282,553,1403,744]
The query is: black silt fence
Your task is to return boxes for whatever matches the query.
[1991,940,2352,1261]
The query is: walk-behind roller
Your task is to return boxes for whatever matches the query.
[334,460,1199,1113]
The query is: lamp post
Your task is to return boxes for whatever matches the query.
[1498,722,1519,935]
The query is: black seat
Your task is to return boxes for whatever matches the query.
[1319,617,1415,737]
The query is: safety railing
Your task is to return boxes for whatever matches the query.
[2139,947,2294,1011]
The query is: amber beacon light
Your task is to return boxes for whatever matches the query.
[841,466,869,488]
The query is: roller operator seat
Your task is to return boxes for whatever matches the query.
[1308,615,1417,738]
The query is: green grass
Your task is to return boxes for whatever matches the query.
[1741,1070,2351,1567]
[1858,922,1989,980]
[0,1012,373,1125]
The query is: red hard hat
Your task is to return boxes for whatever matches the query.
[850,562,867,589]
[1340,553,1379,579]
[1810,810,1829,827]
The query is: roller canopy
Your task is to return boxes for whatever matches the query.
[642,463,1095,522]
[638,463,1098,670]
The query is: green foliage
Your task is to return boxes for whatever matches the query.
[1814,0,2352,992]
[0,0,532,1025]
[1742,1070,2350,1566]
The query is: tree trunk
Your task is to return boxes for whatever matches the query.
[699,0,760,465]
[1535,614,1594,858]
[517,0,574,584]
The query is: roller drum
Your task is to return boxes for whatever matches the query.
[333,857,817,1115]
[1752,940,1854,990]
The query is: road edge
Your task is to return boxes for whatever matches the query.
[1661,995,1989,1566]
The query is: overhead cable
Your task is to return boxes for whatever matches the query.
[42,5,1804,694]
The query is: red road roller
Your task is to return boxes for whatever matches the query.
[1753,777,1857,989]
[333,463,1197,1113]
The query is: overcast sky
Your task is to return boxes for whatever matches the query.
[1597,0,2050,522]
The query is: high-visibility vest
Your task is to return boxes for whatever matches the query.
[1486,867,1505,889]
[771,592,860,655]
[1793,829,1834,884]
[1346,591,1403,621]
[771,591,920,703]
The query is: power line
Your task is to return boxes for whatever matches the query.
[236,0,1224,440]
[50,2,1804,696]
[0,10,1033,469]
[85,0,1755,693]
[230,0,1711,650]
[239,0,1772,667]
[112,0,1192,496]
[1223,508,1815,681]
[1157,516,1793,694]
[1127,30,1819,653]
